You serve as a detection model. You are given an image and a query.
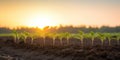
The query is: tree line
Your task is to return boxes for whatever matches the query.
[0,25,120,34]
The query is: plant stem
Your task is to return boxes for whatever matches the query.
[67,38,69,46]
[43,37,46,46]
[117,39,119,45]
[60,38,63,46]
[108,38,111,46]
[53,38,55,46]
[91,38,94,46]
[101,39,104,46]
[81,38,83,47]
[31,38,34,45]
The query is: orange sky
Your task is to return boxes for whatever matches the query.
[0,0,120,28]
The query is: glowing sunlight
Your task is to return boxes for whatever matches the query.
[26,14,58,29]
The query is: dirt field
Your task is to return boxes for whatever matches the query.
[0,36,120,60]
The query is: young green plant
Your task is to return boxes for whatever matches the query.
[13,30,20,43]
[75,30,84,47]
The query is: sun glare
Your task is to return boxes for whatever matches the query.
[26,14,58,29]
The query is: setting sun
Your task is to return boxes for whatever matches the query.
[26,14,58,29]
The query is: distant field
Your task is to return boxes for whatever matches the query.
[0,33,14,36]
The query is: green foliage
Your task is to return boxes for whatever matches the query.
[1,29,120,47]
[104,33,111,46]
[98,33,106,46]
[48,33,58,40]
[78,30,84,35]
[48,33,58,46]
[74,30,84,47]
[114,33,120,45]
[75,31,84,40]
[58,33,65,40]
[0,33,14,36]
[64,32,73,45]
[57,33,65,45]
[19,31,29,43]
[12,30,20,43]
[88,31,96,46]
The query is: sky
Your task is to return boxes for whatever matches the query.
[0,0,120,28]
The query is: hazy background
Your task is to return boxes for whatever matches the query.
[0,0,120,28]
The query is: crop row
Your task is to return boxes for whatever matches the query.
[7,30,118,47]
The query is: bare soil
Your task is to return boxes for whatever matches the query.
[0,37,120,60]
